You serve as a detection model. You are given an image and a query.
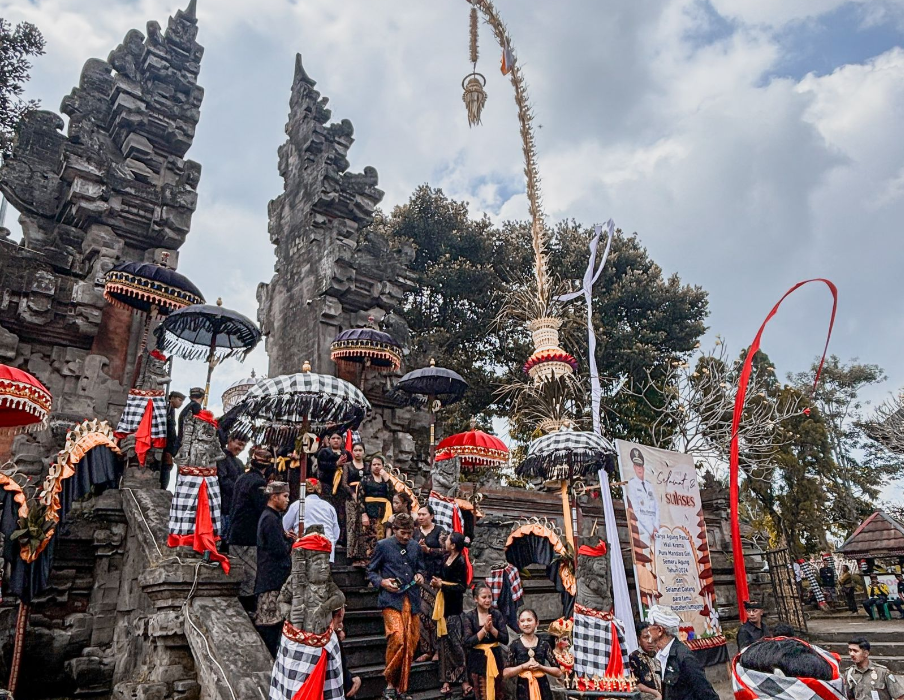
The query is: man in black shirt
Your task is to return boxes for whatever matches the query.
[177,387,204,438]
[229,446,271,613]
[216,433,246,539]
[255,481,292,657]
[162,391,185,489]
[736,600,771,650]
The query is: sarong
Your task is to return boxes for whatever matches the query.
[573,604,629,681]
[231,544,257,597]
[383,597,420,692]
[438,613,466,685]
[269,624,345,700]
[417,582,437,658]
[167,470,222,539]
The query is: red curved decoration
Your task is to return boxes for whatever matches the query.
[730,279,838,622]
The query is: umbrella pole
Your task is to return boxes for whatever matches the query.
[8,600,30,694]
[202,342,217,409]
[560,480,575,550]
[429,395,437,466]
[298,419,309,536]
[130,306,157,388]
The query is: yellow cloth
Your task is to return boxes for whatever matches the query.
[333,465,342,494]
[365,497,392,523]
[431,582,456,637]
[475,643,500,700]
[869,583,889,597]
[518,670,545,700]
[275,456,298,473]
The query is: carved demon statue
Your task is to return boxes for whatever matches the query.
[571,542,633,692]
[269,524,346,700]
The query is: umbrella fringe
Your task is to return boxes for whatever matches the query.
[516,451,616,481]
[157,332,252,362]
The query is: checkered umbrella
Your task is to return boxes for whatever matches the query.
[517,428,616,481]
[230,363,371,446]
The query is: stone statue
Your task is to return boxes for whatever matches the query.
[575,545,613,612]
[431,456,460,498]
[279,524,346,634]
[135,347,170,391]
[572,542,632,691]
[174,411,225,467]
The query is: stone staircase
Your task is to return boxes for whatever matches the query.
[807,616,904,673]
[332,546,444,700]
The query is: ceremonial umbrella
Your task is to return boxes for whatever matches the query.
[517,428,616,548]
[103,261,204,384]
[0,364,52,435]
[155,299,261,407]
[231,362,371,527]
[330,323,402,386]
[435,421,508,475]
[396,359,468,461]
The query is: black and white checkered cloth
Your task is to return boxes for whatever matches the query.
[116,392,167,438]
[732,643,845,700]
[519,429,615,479]
[573,609,629,680]
[428,492,463,534]
[243,373,370,422]
[269,630,344,700]
[801,561,825,605]
[168,473,222,537]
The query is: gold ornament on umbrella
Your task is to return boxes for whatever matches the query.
[462,6,487,126]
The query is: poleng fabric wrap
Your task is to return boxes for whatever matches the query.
[168,471,222,539]
[116,391,167,441]
[573,606,629,682]
[269,628,344,700]
[801,561,826,607]
[486,564,524,632]
[732,639,845,700]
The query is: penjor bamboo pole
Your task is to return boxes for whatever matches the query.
[8,600,30,694]
[560,479,574,549]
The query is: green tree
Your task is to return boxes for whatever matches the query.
[378,185,709,442]
[0,19,45,157]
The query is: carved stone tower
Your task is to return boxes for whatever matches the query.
[0,2,204,471]
[258,55,426,471]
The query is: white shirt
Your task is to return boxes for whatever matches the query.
[656,638,675,679]
[626,476,660,541]
[282,494,339,563]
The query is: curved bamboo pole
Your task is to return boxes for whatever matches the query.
[466,0,549,311]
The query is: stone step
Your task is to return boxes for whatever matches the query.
[333,565,369,589]
[345,586,380,611]
[352,659,442,700]
[342,633,391,668]
[343,609,386,638]
[810,628,904,643]
[815,641,904,666]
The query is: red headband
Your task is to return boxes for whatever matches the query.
[293,533,332,553]
[195,410,218,429]
[578,541,607,558]
[150,349,168,362]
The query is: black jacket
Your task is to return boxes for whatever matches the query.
[736,621,770,650]
[366,536,427,611]
[255,506,291,595]
[217,453,244,518]
[165,404,179,456]
[661,639,719,700]
[228,469,268,546]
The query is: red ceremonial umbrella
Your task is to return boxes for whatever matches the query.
[435,423,508,475]
[0,364,52,434]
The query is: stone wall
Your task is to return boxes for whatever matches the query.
[0,1,204,474]
[3,465,272,700]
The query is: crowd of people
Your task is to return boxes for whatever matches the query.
[162,389,904,700]
[794,557,904,621]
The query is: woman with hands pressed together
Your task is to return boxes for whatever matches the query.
[464,582,509,700]
[504,609,562,700]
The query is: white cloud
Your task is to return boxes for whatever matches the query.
[4,0,904,416]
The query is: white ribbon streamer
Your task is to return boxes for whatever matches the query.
[557,220,638,653]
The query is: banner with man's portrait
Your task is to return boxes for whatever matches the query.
[615,440,726,657]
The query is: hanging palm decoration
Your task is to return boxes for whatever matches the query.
[462,6,487,126]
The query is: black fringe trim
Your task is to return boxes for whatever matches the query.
[516,450,617,481]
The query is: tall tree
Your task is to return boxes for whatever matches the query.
[378,185,709,442]
[0,19,45,157]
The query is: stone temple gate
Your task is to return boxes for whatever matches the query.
[0,4,752,699]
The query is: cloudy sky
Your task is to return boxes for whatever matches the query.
[4,1,904,469]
